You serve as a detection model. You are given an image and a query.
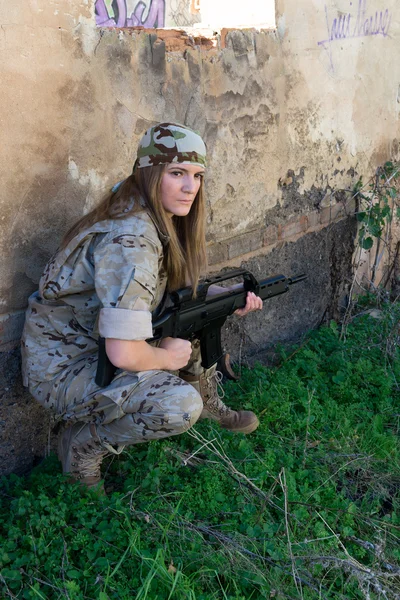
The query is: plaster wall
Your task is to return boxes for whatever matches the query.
[0,0,399,474]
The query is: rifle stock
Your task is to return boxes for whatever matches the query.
[95,269,306,387]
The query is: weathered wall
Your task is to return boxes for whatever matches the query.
[0,0,399,474]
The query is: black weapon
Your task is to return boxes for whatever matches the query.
[95,269,306,387]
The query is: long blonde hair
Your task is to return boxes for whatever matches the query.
[62,165,207,292]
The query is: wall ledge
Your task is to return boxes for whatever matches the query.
[207,202,356,269]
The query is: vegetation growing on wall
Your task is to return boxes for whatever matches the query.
[1,300,399,599]
[351,161,400,296]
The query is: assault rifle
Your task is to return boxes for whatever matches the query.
[95,269,306,387]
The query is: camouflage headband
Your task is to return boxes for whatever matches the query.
[135,122,207,169]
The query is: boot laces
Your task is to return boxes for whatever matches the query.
[213,370,225,399]
[72,443,108,480]
[202,370,231,417]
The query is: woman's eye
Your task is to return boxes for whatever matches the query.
[171,171,182,176]
[195,173,204,179]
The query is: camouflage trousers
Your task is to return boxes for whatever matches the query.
[30,341,204,453]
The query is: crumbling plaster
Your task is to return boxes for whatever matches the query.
[0,0,399,473]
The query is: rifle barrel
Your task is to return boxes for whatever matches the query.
[288,274,307,285]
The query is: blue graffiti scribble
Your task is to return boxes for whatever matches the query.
[317,0,391,71]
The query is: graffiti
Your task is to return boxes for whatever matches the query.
[317,0,392,70]
[95,0,166,28]
[169,0,201,27]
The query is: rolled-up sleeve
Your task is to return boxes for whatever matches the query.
[94,231,161,341]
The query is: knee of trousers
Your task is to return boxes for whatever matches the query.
[119,374,204,435]
[97,384,203,446]
[149,382,203,434]
[174,386,203,432]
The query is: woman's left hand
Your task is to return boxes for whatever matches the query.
[234,291,263,317]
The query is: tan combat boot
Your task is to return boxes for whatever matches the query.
[58,422,109,492]
[182,366,259,434]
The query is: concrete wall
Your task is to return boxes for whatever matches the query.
[0,0,399,474]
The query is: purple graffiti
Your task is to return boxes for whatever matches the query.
[95,0,165,28]
[317,0,392,70]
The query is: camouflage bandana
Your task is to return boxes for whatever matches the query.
[135,122,207,169]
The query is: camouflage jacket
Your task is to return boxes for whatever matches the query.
[21,211,167,386]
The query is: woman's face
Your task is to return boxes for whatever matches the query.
[160,163,205,217]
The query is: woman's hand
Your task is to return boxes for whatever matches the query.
[159,337,193,370]
[207,284,263,318]
[234,291,263,317]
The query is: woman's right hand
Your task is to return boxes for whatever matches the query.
[159,337,192,370]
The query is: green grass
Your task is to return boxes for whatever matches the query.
[1,307,399,599]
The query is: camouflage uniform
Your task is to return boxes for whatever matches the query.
[22,123,257,476]
[21,210,203,452]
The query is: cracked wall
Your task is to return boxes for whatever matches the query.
[0,0,399,474]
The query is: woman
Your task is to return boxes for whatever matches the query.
[22,123,261,490]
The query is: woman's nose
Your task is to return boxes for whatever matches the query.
[182,176,197,193]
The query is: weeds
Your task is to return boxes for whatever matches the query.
[342,161,400,334]
[1,308,399,599]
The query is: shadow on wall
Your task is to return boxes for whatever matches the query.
[0,348,51,476]
[222,217,357,367]
[4,173,86,317]
[0,174,86,476]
